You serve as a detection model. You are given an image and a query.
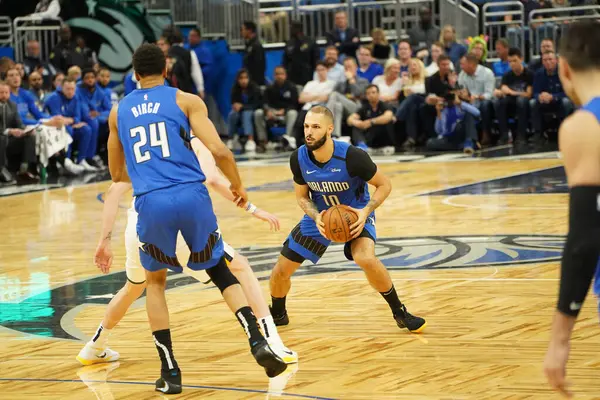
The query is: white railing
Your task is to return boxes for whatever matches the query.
[482,1,524,62]
[12,17,63,63]
[440,0,479,44]
[0,17,13,47]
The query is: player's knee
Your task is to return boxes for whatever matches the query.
[123,280,146,298]
[352,250,376,269]
[227,254,249,275]
[271,257,295,281]
[145,270,167,286]
[206,257,240,293]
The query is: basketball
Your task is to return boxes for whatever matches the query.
[322,205,359,243]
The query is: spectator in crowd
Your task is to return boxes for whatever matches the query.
[315,46,345,84]
[347,84,395,154]
[28,71,49,111]
[370,28,393,64]
[44,78,95,171]
[23,39,57,89]
[528,38,555,72]
[425,41,455,77]
[78,68,110,168]
[397,40,412,74]
[357,46,383,83]
[52,72,64,91]
[0,81,39,184]
[491,38,510,77]
[422,54,453,138]
[186,28,214,88]
[325,10,360,59]
[15,64,26,88]
[241,21,266,86]
[75,36,97,68]
[123,71,137,96]
[426,88,480,153]
[227,68,264,153]
[372,58,402,106]
[468,36,488,65]
[408,6,440,57]
[158,34,195,94]
[440,25,467,68]
[493,48,533,144]
[397,58,427,149]
[283,21,319,86]
[458,53,496,145]
[67,65,81,82]
[530,50,573,141]
[257,66,298,142]
[164,27,205,97]
[49,25,86,73]
[0,57,15,78]
[259,3,289,43]
[28,0,61,20]
[97,67,118,106]
[255,66,298,145]
[326,57,369,136]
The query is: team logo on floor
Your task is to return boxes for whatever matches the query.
[0,235,563,340]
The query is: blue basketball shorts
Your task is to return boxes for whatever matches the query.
[281,213,376,264]
[134,182,224,273]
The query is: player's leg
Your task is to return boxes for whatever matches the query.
[594,258,600,321]
[348,229,426,333]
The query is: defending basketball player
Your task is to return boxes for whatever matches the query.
[105,44,286,394]
[269,105,426,332]
[543,21,600,397]
[77,137,297,368]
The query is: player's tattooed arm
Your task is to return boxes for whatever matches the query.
[364,198,381,215]
[365,169,392,214]
[298,196,320,221]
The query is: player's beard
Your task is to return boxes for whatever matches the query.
[306,134,328,151]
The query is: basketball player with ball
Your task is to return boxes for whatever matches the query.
[269,105,426,333]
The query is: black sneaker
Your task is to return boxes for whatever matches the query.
[155,368,182,394]
[251,340,287,378]
[269,307,289,326]
[394,305,427,333]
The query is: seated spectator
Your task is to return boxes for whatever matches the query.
[528,38,555,73]
[123,71,137,96]
[326,57,369,137]
[493,48,533,144]
[370,28,394,64]
[347,85,395,155]
[421,55,453,138]
[283,21,319,86]
[357,46,383,83]
[458,53,496,145]
[15,64,26,89]
[400,58,426,101]
[314,46,345,84]
[530,51,573,141]
[426,90,480,153]
[408,6,440,57]
[78,68,110,168]
[23,39,57,90]
[372,58,402,106]
[28,71,49,111]
[425,41,455,77]
[0,57,15,78]
[325,10,360,59]
[75,36,97,68]
[467,36,488,65]
[49,25,86,73]
[44,78,95,171]
[440,25,467,68]
[0,81,39,184]
[52,72,64,91]
[97,68,118,106]
[490,38,510,77]
[227,69,264,153]
[397,40,412,74]
[396,58,427,148]
[67,65,81,82]
[256,66,299,142]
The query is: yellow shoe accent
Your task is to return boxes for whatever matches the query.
[410,321,427,334]
[281,353,298,364]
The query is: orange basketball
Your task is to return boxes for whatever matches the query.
[322,205,359,243]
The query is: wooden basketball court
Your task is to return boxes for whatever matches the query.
[1,151,599,399]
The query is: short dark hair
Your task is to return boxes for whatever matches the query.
[308,105,334,124]
[315,60,327,69]
[242,21,257,33]
[432,41,444,49]
[82,68,96,78]
[190,27,201,37]
[132,43,166,78]
[398,39,411,48]
[496,38,509,48]
[465,53,479,64]
[274,65,287,73]
[508,47,522,58]
[63,77,77,85]
[163,26,183,45]
[366,84,379,92]
[437,54,451,64]
[560,20,600,71]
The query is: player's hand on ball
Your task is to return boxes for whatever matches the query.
[94,241,113,274]
[348,207,368,239]
[231,185,248,208]
[544,340,573,398]
[253,209,281,231]
[316,210,329,239]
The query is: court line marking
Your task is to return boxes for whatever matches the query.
[441,194,566,210]
[0,377,337,400]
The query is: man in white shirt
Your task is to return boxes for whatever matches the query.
[314,46,345,84]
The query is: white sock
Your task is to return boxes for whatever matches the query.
[89,324,111,348]
[259,316,281,343]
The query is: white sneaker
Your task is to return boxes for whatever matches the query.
[79,159,98,172]
[382,146,395,155]
[76,342,120,366]
[62,158,85,175]
[92,155,107,170]
[268,340,298,364]
[282,135,296,150]
[245,139,257,153]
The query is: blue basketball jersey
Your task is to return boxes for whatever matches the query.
[297,140,370,211]
[117,85,205,196]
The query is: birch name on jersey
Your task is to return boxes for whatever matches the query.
[307,181,350,192]
[131,102,161,118]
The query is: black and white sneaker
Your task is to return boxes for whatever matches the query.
[155,368,182,395]
[251,340,287,378]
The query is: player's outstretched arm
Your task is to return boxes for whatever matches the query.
[107,106,130,184]
[178,91,247,205]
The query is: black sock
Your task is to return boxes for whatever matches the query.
[235,306,265,348]
[380,286,403,314]
[271,296,287,316]
[153,329,179,372]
